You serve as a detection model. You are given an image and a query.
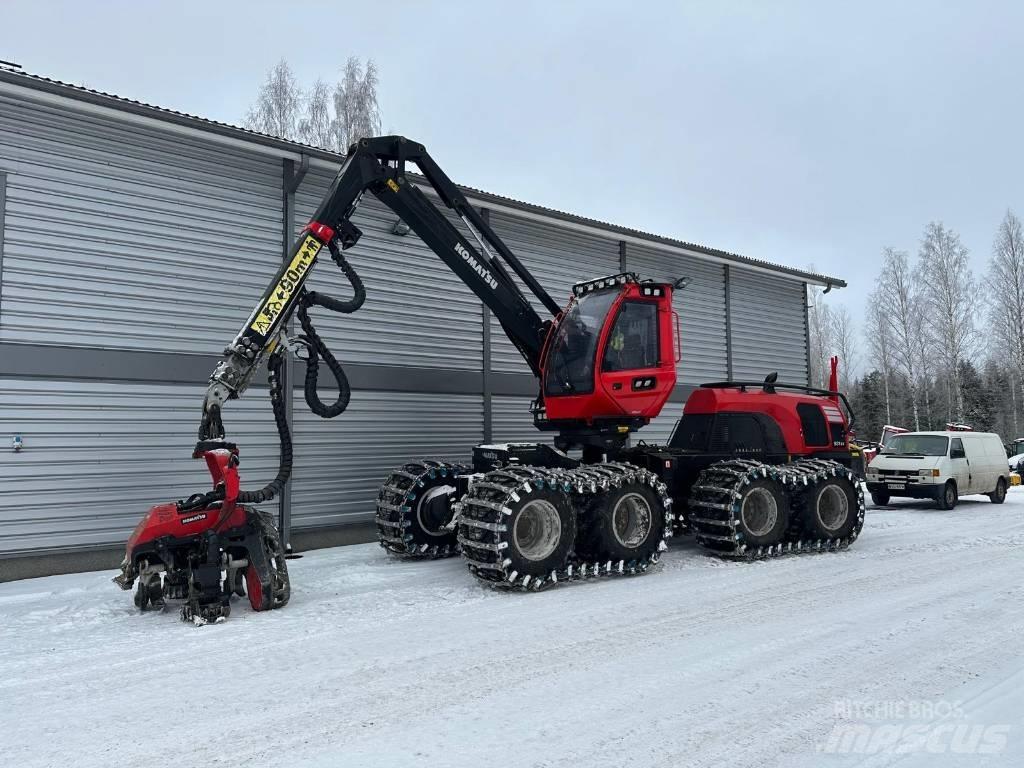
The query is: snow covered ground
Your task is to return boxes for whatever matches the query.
[2,491,1022,768]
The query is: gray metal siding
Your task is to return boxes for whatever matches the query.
[628,244,728,384]
[489,211,619,373]
[640,409,682,445]
[729,268,808,383]
[290,390,483,529]
[491,394,546,443]
[0,379,279,554]
[0,91,283,354]
[293,169,483,370]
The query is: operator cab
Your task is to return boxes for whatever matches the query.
[540,273,678,427]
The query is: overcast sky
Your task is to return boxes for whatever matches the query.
[4,0,1023,350]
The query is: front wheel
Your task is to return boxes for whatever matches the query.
[578,481,667,565]
[870,490,890,507]
[989,477,1007,504]
[505,491,575,579]
[937,481,958,510]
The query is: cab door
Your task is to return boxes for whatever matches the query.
[597,298,675,419]
[949,437,971,493]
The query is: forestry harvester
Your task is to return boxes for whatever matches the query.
[115,136,864,621]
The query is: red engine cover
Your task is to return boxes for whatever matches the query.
[683,387,851,454]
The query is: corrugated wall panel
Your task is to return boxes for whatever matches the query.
[640,409,683,446]
[290,390,483,528]
[491,394,547,444]
[628,245,728,384]
[729,268,808,383]
[0,379,279,554]
[0,92,282,354]
[292,169,483,370]
[488,211,620,373]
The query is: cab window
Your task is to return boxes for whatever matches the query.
[543,290,618,396]
[950,438,966,459]
[602,301,659,372]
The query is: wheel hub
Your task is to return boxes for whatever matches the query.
[611,492,653,548]
[817,485,849,532]
[514,500,562,561]
[741,487,778,537]
[416,485,456,536]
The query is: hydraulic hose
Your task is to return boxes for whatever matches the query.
[296,238,366,418]
[183,236,365,511]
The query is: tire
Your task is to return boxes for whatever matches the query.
[248,512,291,611]
[377,461,464,557]
[937,481,958,510]
[502,487,575,579]
[578,481,667,565]
[797,476,859,540]
[870,490,890,507]
[989,477,1007,504]
[735,478,789,547]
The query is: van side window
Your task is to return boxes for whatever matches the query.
[950,438,966,459]
[796,403,828,447]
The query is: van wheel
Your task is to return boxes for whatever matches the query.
[989,477,1007,504]
[937,481,958,510]
[870,490,890,506]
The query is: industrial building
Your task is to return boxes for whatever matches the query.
[0,66,843,578]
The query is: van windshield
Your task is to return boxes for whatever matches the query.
[882,435,949,457]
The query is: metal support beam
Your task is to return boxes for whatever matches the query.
[724,265,733,381]
[803,282,812,386]
[618,240,627,272]
[284,153,309,195]
[278,158,301,550]
[481,207,493,443]
[0,171,7,322]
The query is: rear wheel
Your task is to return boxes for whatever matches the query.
[797,476,859,540]
[989,477,1007,504]
[937,481,958,510]
[736,480,789,546]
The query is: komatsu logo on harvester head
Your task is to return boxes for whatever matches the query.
[455,242,499,290]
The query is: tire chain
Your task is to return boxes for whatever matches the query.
[456,462,674,591]
[254,510,291,609]
[687,458,866,559]
[375,459,470,558]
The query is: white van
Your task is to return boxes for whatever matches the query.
[865,431,1010,509]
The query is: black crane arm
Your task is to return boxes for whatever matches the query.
[200,136,560,431]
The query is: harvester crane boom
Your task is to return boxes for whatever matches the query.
[202,135,557,432]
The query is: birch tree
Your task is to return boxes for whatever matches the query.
[330,57,382,152]
[875,248,922,429]
[918,222,975,421]
[866,290,894,423]
[298,79,334,149]
[831,305,857,391]
[989,210,1024,388]
[245,59,303,140]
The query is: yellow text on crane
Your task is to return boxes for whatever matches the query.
[249,235,321,336]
